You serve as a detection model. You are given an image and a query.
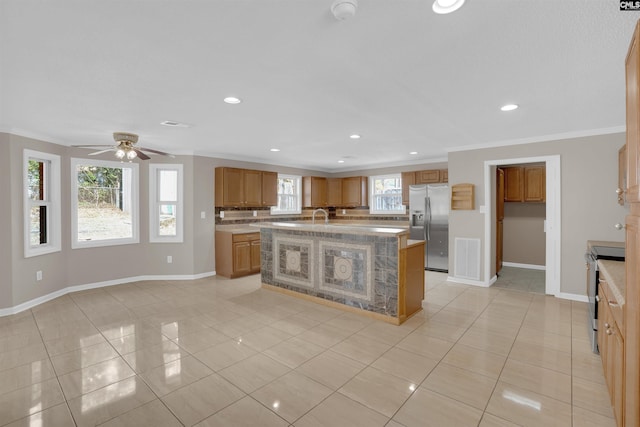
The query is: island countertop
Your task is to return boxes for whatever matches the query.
[251,221,409,236]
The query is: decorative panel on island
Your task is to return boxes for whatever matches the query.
[253,222,425,325]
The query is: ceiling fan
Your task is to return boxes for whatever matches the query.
[72,132,175,160]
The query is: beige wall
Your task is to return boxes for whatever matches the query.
[503,203,546,266]
[448,132,627,296]
[0,135,12,306]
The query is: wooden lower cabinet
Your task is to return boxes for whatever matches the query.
[599,278,625,427]
[215,231,261,278]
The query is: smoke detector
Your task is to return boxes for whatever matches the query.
[331,0,357,20]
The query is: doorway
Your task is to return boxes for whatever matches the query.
[484,156,561,296]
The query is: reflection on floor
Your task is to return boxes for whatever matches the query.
[0,270,614,426]
[495,266,546,295]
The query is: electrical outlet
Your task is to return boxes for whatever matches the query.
[342,209,346,215]
[36,271,42,281]
[220,211,225,219]
[201,211,206,219]
[253,210,257,217]
[167,256,172,264]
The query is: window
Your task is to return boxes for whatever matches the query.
[149,164,183,243]
[369,174,405,214]
[71,158,139,248]
[271,174,302,215]
[24,150,61,257]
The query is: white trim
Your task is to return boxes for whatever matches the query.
[271,174,302,215]
[556,292,589,303]
[502,262,546,271]
[446,275,493,287]
[149,164,184,243]
[23,150,61,258]
[71,158,140,249]
[446,126,625,153]
[483,155,561,297]
[0,271,217,317]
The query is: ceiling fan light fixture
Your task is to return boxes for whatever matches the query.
[331,0,357,20]
[432,0,465,14]
[126,149,137,160]
[115,148,126,159]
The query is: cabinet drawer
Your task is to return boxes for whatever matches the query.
[232,232,260,243]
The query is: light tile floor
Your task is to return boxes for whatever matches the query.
[0,272,616,426]
[494,266,546,294]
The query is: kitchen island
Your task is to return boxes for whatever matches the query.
[252,222,425,325]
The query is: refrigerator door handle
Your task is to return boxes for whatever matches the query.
[426,197,431,241]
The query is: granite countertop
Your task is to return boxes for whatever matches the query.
[252,221,409,236]
[587,240,624,250]
[215,225,259,234]
[598,259,625,305]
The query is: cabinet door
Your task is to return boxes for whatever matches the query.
[262,171,278,207]
[243,170,262,206]
[440,170,448,183]
[342,177,366,207]
[524,166,545,202]
[626,213,640,426]
[619,145,627,206]
[503,167,524,202]
[223,168,245,206]
[250,239,261,272]
[233,241,251,274]
[415,170,440,184]
[402,172,416,206]
[627,23,640,203]
[303,176,327,207]
[610,322,624,426]
[327,178,343,207]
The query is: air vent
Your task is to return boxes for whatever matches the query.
[454,238,480,281]
[160,121,190,128]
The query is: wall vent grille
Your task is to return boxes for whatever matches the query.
[454,237,481,281]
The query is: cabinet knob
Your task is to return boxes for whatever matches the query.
[616,188,623,195]
[606,329,613,335]
[614,223,625,230]
[604,322,610,328]
[595,295,600,302]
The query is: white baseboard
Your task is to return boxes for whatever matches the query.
[502,262,546,271]
[0,271,217,317]
[556,292,589,303]
[446,276,492,287]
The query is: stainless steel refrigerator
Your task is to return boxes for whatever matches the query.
[409,184,449,272]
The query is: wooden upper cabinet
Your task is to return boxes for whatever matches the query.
[401,172,416,206]
[303,176,327,207]
[342,176,368,207]
[415,170,440,184]
[215,167,244,207]
[327,178,343,207]
[627,22,640,204]
[243,169,262,206]
[215,167,273,207]
[503,167,524,202]
[440,170,448,183]
[261,171,278,207]
[524,166,545,202]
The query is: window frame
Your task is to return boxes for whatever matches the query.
[149,163,184,243]
[270,174,302,215]
[369,173,405,215]
[71,157,140,249]
[23,150,61,258]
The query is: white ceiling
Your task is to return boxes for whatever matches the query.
[0,1,637,172]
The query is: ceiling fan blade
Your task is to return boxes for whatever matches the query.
[133,149,150,160]
[71,144,113,148]
[137,146,175,158]
[88,148,115,156]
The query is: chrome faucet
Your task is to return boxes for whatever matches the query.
[312,208,329,225]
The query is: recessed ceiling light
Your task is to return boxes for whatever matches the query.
[223,97,241,104]
[160,120,190,128]
[432,0,465,14]
[349,134,361,139]
[500,104,519,112]
[338,160,345,163]
[270,148,280,152]
[410,151,418,155]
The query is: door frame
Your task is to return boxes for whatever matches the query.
[483,155,561,296]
